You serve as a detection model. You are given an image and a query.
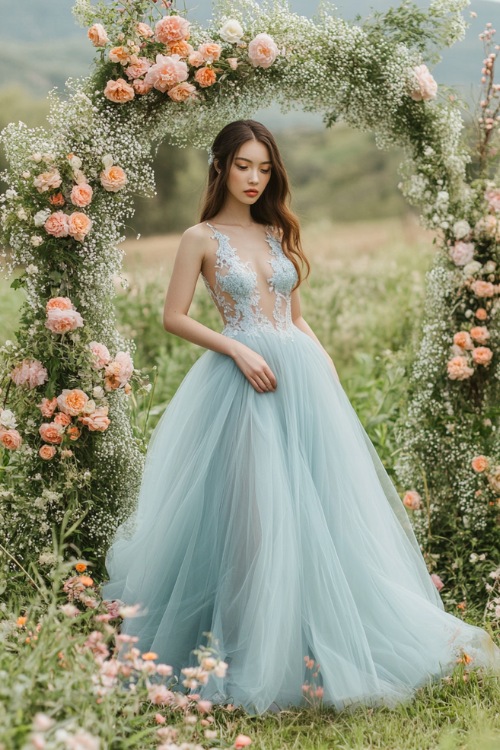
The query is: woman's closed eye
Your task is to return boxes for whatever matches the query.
[236,165,271,174]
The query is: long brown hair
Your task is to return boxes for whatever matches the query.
[200,120,310,288]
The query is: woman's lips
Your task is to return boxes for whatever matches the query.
[245,190,258,196]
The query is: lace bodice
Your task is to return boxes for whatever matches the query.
[201,222,299,339]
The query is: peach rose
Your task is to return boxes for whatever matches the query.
[136,22,154,38]
[125,57,151,79]
[470,326,490,344]
[168,82,197,102]
[100,165,128,192]
[247,32,279,69]
[471,279,495,298]
[57,388,89,416]
[70,183,93,208]
[402,490,422,510]
[78,406,111,432]
[89,341,111,368]
[61,449,73,458]
[431,573,444,591]
[39,444,56,460]
[194,66,217,87]
[471,455,489,473]
[133,79,154,95]
[198,42,222,63]
[67,425,81,441]
[44,211,70,238]
[45,308,84,334]
[37,396,58,417]
[409,64,438,101]
[39,422,65,444]
[154,15,191,44]
[68,212,92,242]
[485,188,500,213]
[447,355,474,380]
[0,429,22,450]
[109,46,130,64]
[49,192,65,207]
[453,331,473,350]
[472,346,493,366]
[167,40,192,58]
[474,215,500,241]
[104,351,134,390]
[145,53,189,92]
[475,308,488,321]
[46,296,74,312]
[33,169,62,193]
[10,359,48,388]
[88,23,109,47]
[54,412,72,426]
[104,78,135,103]
[188,51,204,68]
[487,465,500,493]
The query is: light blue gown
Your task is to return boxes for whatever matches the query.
[102,222,500,715]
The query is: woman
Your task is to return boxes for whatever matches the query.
[102,119,500,715]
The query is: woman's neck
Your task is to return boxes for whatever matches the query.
[213,195,255,228]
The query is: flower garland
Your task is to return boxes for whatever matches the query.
[1,0,492,594]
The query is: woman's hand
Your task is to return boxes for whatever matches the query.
[230,342,277,393]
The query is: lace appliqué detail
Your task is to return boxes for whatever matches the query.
[202,223,298,339]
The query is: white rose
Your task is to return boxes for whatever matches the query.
[0,409,17,429]
[453,219,471,239]
[30,235,43,247]
[17,207,28,220]
[68,154,82,169]
[92,385,104,399]
[26,264,38,274]
[463,261,482,276]
[31,153,42,163]
[483,260,497,273]
[83,399,96,415]
[219,19,244,43]
[34,209,51,227]
[102,154,114,169]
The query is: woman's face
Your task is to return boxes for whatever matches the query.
[224,138,272,206]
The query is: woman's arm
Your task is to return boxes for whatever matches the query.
[163,225,278,393]
[291,286,340,382]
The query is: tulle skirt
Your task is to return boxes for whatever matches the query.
[102,325,500,715]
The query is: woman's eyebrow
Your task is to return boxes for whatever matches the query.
[235,157,272,165]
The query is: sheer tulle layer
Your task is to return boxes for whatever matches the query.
[102,325,500,715]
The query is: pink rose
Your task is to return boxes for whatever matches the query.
[447,355,474,381]
[227,57,239,70]
[198,42,222,63]
[485,188,500,213]
[234,735,252,749]
[453,331,473,350]
[409,64,438,102]
[78,406,110,432]
[45,308,84,334]
[470,326,490,345]
[188,51,204,68]
[145,54,189,92]
[39,422,65,444]
[33,169,62,193]
[88,23,109,47]
[37,397,58,417]
[431,573,444,592]
[472,346,493,366]
[133,79,154,95]
[167,82,197,102]
[0,429,22,450]
[449,241,474,267]
[136,22,154,38]
[100,165,127,192]
[247,33,279,69]
[402,490,422,510]
[68,212,92,242]
[70,183,93,208]
[89,341,111,368]
[104,78,135,103]
[125,57,151,80]
[46,296,74,312]
[471,279,496,298]
[10,358,48,388]
[57,388,89,416]
[475,308,488,321]
[44,211,70,238]
[154,15,191,44]
[39,445,56,460]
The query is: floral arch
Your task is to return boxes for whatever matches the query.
[0,0,498,607]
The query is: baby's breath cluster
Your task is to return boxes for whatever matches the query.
[0,0,493,591]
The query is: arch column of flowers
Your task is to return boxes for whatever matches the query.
[0,1,497,608]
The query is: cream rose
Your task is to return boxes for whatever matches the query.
[33,169,62,193]
[219,19,244,44]
[247,33,279,69]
